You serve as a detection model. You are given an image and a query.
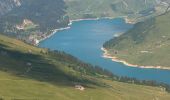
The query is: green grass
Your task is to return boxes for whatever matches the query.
[104,11,170,67]
[0,34,170,100]
[0,71,170,100]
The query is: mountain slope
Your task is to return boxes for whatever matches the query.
[0,0,69,44]
[0,0,167,45]
[0,0,21,16]
[0,34,170,100]
[65,0,159,20]
[103,11,170,68]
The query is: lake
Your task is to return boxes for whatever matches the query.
[39,18,170,84]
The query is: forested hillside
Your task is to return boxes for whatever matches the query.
[0,0,69,44]
[65,0,159,20]
[0,0,21,16]
[103,11,170,68]
[0,0,167,45]
[0,0,170,99]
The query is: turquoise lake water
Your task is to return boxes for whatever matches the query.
[39,18,170,84]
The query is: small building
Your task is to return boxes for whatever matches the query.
[33,39,39,45]
[75,85,85,91]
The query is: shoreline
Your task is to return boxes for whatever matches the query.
[36,18,100,45]
[101,47,170,70]
[35,16,170,70]
[36,27,71,46]
[36,16,135,45]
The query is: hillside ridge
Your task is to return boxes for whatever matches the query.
[103,11,170,69]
